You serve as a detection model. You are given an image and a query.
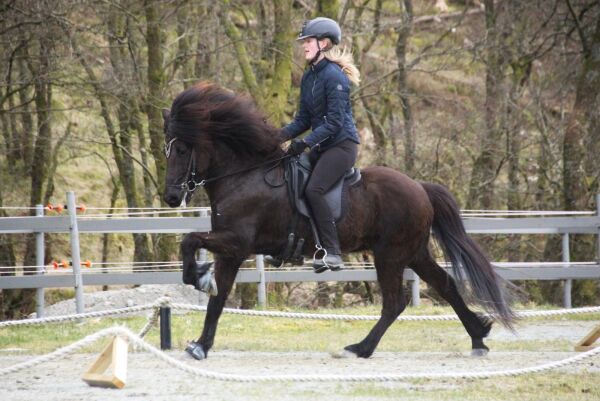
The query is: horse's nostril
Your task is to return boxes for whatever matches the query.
[164,193,181,206]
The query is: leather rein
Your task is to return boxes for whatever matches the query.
[165,137,291,198]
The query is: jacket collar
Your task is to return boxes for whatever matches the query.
[310,58,329,73]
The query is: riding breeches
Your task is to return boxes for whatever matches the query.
[306,139,358,222]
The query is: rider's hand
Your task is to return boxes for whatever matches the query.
[287,139,308,156]
[278,129,291,143]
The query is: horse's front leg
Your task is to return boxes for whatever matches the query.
[185,254,246,360]
[181,231,241,295]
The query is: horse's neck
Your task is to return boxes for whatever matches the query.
[203,150,285,208]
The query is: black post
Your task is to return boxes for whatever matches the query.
[159,306,172,350]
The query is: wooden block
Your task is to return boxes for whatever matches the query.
[574,324,600,352]
[82,335,128,389]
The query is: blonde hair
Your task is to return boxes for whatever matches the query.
[321,42,361,86]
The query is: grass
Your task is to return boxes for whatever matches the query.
[0,304,598,354]
[1,305,598,400]
[336,373,600,401]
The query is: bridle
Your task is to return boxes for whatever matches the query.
[165,137,204,195]
[165,136,292,199]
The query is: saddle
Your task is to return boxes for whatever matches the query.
[270,153,361,266]
[288,153,361,221]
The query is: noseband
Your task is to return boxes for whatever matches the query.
[165,137,204,197]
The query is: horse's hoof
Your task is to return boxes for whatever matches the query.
[331,349,358,359]
[471,348,489,357]
[185,341,206,360]
[197,272,218,296]
[343,343,372,358]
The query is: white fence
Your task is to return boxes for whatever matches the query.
[1,191,599,316]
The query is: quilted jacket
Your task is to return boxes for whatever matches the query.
[281,59,360,152]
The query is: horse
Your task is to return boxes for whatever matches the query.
[162,82,515,360]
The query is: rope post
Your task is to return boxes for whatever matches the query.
[562,233,571,308]
[411,273,421,307]
[159,306,172,350]
[35,204,45,318]
[256,255,266,308]
[67,191,85,314]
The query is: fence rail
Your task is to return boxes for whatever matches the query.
[1,191,599,316]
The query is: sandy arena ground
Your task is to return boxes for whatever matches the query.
[1,320,599,401]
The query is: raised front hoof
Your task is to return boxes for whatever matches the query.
[185,341,207,360]
[471,348,489,357]
[195,271,218,296]
[343,343,373,359]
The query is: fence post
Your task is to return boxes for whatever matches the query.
[197,209,208,305]
[256,254,266,308]
[562,233,571,308]
[597,194,600,264]
[198,209,208,264]
[67,191,85,314]
[35,204,45,317]
[411,273,421,307]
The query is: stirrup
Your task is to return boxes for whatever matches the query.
[312,247,328,273]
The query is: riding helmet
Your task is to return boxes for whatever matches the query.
[297,17,342,45]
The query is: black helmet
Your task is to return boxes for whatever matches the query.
[297,17,341,45]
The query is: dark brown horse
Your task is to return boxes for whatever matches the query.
[162,82,515,360]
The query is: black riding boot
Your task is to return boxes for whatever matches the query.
[313,219,344,273]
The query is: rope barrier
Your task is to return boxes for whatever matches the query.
[1,325,599,382]
[2,298,600,329]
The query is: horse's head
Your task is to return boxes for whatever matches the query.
[162,82,283,207]
[161,107,211,207]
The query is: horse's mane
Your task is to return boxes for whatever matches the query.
[168,82,282,159]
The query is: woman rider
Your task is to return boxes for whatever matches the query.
[281,17,361,272]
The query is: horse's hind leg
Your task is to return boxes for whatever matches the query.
[410,249,492,355]
[343,248,408,358]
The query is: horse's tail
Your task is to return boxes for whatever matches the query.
[421,182,516,329]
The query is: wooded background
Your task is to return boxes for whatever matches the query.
[1,0,599,317]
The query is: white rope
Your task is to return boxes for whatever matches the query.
[170,303,600,321]
[2,298,599,328]
[1,326,599,382]
[0,303,156,328]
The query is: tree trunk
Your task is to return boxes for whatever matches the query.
[466,0,507,210]
[219,0,263,107]
[265,0,293,126]
[396,0,415,176]
[144,0,177,262]
[108,5,153,263]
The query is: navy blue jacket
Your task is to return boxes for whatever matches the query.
[281,59,360,151]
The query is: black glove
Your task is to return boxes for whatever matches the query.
[278,129,291,143]
[287,139,308,156]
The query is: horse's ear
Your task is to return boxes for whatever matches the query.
[162,108,170,122]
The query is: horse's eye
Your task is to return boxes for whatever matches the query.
[176,146,187,155]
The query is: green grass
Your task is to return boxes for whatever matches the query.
[0,305,598,355]
[337,373,600,401]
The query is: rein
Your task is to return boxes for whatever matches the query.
[166,137,291,195]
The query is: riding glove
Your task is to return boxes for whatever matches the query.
[287,139,308,155]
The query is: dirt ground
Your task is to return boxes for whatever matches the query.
[1,320,599,401]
